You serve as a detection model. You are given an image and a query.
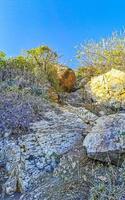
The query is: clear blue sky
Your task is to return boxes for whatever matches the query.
[0,0,125,67]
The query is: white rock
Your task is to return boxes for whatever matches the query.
[83,113,125,164]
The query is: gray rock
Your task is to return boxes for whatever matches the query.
[3,176,17,195]
[18,143,88,200]
[1,108,88,195]
[83,113,125,164]
[61,89,84,106]
[0,140,5,162]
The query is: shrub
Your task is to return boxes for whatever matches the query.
[0,51,6,69]
[0,51,7,81]
[46,64,62,92]
[0,46,61,90]
[76,31,125,81]
[76,66,102,82]
[26,46,58,84]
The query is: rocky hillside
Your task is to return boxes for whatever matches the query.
[1,65,125,200]
[1,36,125,199]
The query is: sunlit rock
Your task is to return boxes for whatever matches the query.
[85,68,125,111]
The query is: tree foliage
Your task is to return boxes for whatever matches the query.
[77,31,125,69]
[76,31,125,83]
[0,51,6,69]
[26,45,58,72]
[25,46,59,85]
[0,46,60,89]
[8,56,31,71]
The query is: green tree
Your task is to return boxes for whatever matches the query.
[26,45,59,85]
[26,45,58,72]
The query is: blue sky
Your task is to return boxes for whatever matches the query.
[0,0,125,67]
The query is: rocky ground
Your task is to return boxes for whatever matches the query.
[1,69,125,200]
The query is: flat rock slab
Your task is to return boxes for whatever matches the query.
[30,110,86,154]
[1,108,87,195]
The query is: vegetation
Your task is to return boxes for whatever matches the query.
[89,163,125,200]
[26,46,59,85]
[76,31,125,82]
[0,51,6,70]
[2,31,125,88]
[0,45,61,135]
[1,32,125,199]
[0,46,62,92]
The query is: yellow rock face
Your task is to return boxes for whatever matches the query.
[89,68,125,103]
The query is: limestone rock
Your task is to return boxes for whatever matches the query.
[84,68,125,111]
[3,176,17,195]
[30,110,86,155]
[18,143,89,200]
[83,113,125,164]
[61,89,84,106]
[62,105,98,127]
[1,108,87,195]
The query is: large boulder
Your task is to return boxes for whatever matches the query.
[83,113,125,164]
[56,66,76,92]
[49,65,76,92]
[84,68,125,111]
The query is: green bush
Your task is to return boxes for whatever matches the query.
[0,46,60,89]
[0,51,7,72]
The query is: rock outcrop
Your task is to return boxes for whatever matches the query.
[1,106,96,197]
[83,113,125,164]
[84,68,125,111]
[19,144,89,200]
[2,65,125,199]
[56,66,76,92]
[48,65,76,92]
